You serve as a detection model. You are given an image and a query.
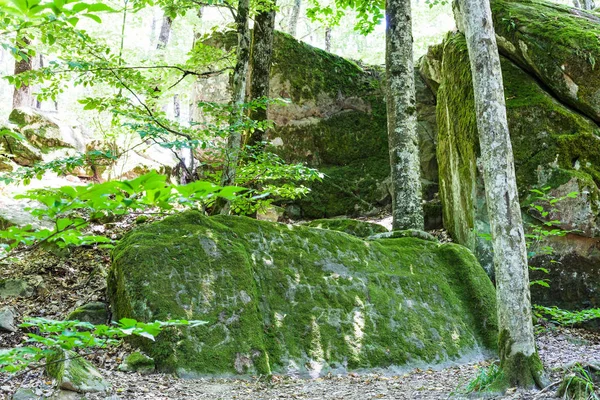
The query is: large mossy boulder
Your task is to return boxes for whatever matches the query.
[488,0,600,123]
[198,31,440,221]
[108,212,497,377]
[425,1,600,309]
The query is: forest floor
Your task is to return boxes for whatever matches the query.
[1,215,599,399]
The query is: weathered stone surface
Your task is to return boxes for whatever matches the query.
[108,211,497,377]
[0,306,17,332]
[67,302,108,326]
[489,0,600,124]
[118,352,155,375]
[369,230,437,242]
[198,32,440,222]
[305,218,388,238]
[428,14,600,310]
[9,108,80,153]
[0,279,34,299]
[46,350,109,393]
[11,388,38,400]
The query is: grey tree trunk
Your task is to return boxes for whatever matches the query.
[157,15,173,50]
[456,0,547,389]
[573,0,582,7]
[248,1,276,147]
[12,38,34,109]
[35,54,43,109]
[385,0,424,231]
[583,0,595,10]
[288,0,302,37]
[219,0,251,199]
[325,27,332,52]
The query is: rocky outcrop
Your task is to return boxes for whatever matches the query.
[197,32,441,224]
[108,212,497,377]
[423,0,600,310]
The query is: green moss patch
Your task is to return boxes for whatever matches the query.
[435,32,600,264]
[491,0,600,123]
[305,218,388,238]
[108,211,497,377]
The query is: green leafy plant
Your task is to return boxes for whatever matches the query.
[0,171,244,259]
[463,363,503,393]
[534,306,600,328]
[558,363,600,400]
[0,317,205,374]
[526,186,578,287]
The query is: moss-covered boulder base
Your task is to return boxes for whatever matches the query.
[109,212,497,377]
[423,0,600,308]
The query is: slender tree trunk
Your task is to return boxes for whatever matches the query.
[247,1,276,147]
[573,0,582,7]
[325,27,332,52]
[35,54,43,109]
[218,0,251,212]
[288,0,302,37]
[12,37,34,109]
[157,14,173,49]
[583,0,595,10]
[385,0,424,231]
[456,0,547,389]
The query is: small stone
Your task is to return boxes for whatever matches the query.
[11,388,38,400]
[0,279,33,299]
[48,390,83,400]
[67,302,108,325]
[46,349,109,393]
[0,306,17,332]
[118,352,155,375]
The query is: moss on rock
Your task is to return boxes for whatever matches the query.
[46,349,109,393]
[435,32,600,273]
[108,211,497,377]
[491,0,600,123]
[119,352,155,374]
[305,218,388,238]
[67,302,108,325]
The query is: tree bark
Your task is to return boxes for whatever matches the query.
[385,0,424,231]
[573,0,582,8]
[218,0,251,208]
[157,15,173,50]
[12,37,34,109]
[288,0,302,37]
[583,0,595,10]
[325,27,332,52]
[456,0,548,389]
[247,1,276,147]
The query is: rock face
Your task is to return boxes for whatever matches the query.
[108,211,497,377]
[198,32,441,223]
[423,0,600,310]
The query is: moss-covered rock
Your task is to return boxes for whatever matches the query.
[9,108,74,153]
[46,349,109,393]
[118,352,155,374]
[433,32,600,276]
[108,211,497,377]
[201,31,440,220]
[305,218,388,238]
[489,0,600,124]
[67,302,108,325]
[1,124,42,167]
